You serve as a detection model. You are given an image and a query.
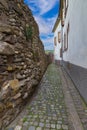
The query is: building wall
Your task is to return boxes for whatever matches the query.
[54,21,62,61]
[63,0,87,103]
[63,0,87,69]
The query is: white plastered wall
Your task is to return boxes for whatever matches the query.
[54,21,62,60]
[63,0,87,69]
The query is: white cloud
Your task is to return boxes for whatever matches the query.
[42,36,53,44]
[29,0,58,15]
[35,15,57,35]
[25,0,59,50]
[35,16,50,34]
[33,12,57,50]
[41,35,54,50]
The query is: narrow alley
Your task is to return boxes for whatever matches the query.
[6,64,87,130]
[1,0,87,130]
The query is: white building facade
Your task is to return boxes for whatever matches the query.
[53,0,87,103]
[63,0,87,68]
[53,21,62,64]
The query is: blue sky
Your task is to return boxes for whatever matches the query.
[24,0,60,50]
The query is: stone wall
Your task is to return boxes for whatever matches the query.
[0,0,48,129]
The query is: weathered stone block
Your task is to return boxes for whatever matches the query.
[22,92,28,99]
[0,23,12,33]
[2,81,9,91]
[0,41,15,55]
[0,102,5,112]
[13,92,21,100]
[9,79,19,91]
[6,102,14,109]
[0,0,9,10]
[7,65,16,72]
[32,79,38,86]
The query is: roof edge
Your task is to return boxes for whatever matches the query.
[52,0,63,32]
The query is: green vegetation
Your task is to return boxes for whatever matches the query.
[45,50,54,54]
[46,64,62,85]
[32,50,39,62]
[22,117,28,123]
[25,25,33,41]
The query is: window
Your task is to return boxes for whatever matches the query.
[64,33,68,51]
[64,0,69,18]
[66,23,69,50]
[64,33,66,50]
[62,20,64,27]
[67,23,70,32]
[66,0,69,8]
[54,37,57,46]
[58,32,61,43]
[64,23,70,51]
[60,48,62,57]
[62,1,65,26]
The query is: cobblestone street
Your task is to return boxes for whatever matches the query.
[6,64,87,130]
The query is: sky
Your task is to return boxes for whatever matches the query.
[24,0,60,50]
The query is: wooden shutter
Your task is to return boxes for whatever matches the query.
[58,32,61,43]
[60,48,62,57]
[64,33,66,50]
[54,37,57,46]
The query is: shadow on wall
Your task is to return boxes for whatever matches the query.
[63,61,87,104]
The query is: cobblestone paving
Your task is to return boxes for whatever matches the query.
[61,68,87,130]
[6,64,69,130]
[6,64,87,130]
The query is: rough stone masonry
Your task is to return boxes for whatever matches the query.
[0,0,48,129]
